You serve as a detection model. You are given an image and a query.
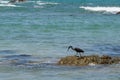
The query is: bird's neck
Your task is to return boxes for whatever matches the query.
[70,47,74,50]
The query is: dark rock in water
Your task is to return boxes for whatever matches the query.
[58,55,120,66]
[3,54,32,60]
[9,0,17,3]
[0,50,17,54]
[9,0,26,3]
[116,12,120,14]
[18,0,26,2]
[19,54,31,57]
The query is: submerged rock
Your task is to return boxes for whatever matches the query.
[58,55,120,66]
[9,0,26,3]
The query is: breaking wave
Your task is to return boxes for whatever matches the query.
[80,6,120,14]
[0,0,59,8]
[0,1,17,7]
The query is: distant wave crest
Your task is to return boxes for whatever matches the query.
[36,1,59,6]
[0,4,17,7]
[80,6,120,14]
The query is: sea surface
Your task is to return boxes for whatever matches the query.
[0,0,120,80]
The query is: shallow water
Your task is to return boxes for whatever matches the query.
[0,0,120,80]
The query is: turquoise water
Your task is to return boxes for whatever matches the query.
[0,0,120,80]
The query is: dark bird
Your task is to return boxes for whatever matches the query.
[67,46,84,57]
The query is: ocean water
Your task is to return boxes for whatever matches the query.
[0,0,120,80]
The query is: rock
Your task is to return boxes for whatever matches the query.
[116,12,120,14]
[58,55,120,66]
[9,0,26,3]
[101,55,112,59]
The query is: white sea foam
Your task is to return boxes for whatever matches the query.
[80,6,120,14]
[36,1,59,6]
[88,63,96,66]
[39,58,59,64]
[0,3,17,7]
[0,1,9,4]
[0,0,17,7]
[34,5,44,8]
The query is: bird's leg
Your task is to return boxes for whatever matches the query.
[75,52,79,57]
[79,52,82,57]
